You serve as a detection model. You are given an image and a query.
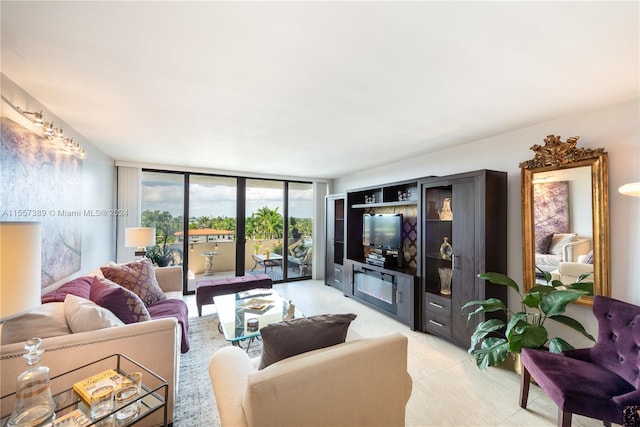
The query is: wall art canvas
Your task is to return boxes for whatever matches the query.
[533,181,569,254]
[1,116,82,287]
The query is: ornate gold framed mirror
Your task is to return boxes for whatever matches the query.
[520,135,610,307]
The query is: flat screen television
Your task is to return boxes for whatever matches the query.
[363,214,403,250]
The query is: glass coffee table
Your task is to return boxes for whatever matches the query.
[213,288,302,350]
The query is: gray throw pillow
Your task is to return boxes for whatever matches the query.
[258,313,357,369]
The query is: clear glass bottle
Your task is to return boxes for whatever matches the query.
[7,338,56,427]
[440,237,453,259]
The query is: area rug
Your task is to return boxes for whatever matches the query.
[174,314,262,426]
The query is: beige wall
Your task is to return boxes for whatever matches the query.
[335,97,640,348]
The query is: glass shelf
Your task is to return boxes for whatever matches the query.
[1,354,168,427]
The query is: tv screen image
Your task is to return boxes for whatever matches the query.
[363,214,403,250]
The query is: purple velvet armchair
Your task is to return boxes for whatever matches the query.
[519,295,640,427]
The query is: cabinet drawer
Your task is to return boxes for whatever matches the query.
[333,264,343,284]
[424,293,451,337]
[424,312,452,337]
[425,293,451,316]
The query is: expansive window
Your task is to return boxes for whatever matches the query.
[140,172,185,269]
[287,182,314,279]
[186,175,237,292]
[140,171,313,293]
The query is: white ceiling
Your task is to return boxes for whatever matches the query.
[1,1,638,180]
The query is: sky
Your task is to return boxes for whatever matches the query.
[141,173,313,220]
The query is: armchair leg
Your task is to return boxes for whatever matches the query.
[520,365,531,409]
[559,409,572,427]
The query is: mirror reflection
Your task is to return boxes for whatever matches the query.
[532,167,593,284]
[521,135,610,307]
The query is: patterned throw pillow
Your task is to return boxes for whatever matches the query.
[100,258,165,306]
[90,277,152,324]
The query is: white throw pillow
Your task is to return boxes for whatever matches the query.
[63,294,124,333]
[548,233,577,256]
[1,302,71,345]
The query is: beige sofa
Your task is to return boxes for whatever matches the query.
[0,266,183,426]
[209,333,412,427]
[551,260,594,285]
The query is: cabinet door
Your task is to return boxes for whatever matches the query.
[450,180,476,345]
[396,273,414,326]
[325,197,337,286]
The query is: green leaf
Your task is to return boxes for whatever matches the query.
[522,291,543,309]
[468,319,505,352]
[472,337,509,369]
[566,281,594,295]
[536,267,552,283]
[529,284,557,295]
[477,272,520,294]
[507,324,547,353]
[461,298,507,322]
[540,290,588,316]
[548,337,575,353]
[548,314,595,341]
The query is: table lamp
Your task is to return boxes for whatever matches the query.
[1,222,42,321]
[1,222,56,427]
[125,227,156,258]
[619,182,640,197]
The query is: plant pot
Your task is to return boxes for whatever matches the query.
[512,352,537,384]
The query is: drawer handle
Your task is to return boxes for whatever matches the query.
[429,302,444,309]
[429,319,444,327]
[335,268,341,273]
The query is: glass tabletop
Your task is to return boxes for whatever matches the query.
[213,289,301,342]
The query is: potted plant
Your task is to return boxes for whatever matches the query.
[461,270,595,370]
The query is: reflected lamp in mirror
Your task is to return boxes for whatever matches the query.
[0,222,42,321]
[125,227,156,258]
[619,182,640,197]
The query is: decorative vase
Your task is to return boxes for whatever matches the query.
[438,267,452,295]
[439,197,453,220]
[440,237,452,259]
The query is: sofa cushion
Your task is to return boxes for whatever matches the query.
[548,233,577,256]
[1,302,71,345]
[100,258,166,306]
[258,313,357,369]
[63,294,124,333]
[90,277,152,324]
[41,276,93,303]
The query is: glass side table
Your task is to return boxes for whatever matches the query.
[1,354,168,426]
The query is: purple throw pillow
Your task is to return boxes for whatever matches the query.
[41,276,93,304]
[100,258,165,306]
[90,277,152,324]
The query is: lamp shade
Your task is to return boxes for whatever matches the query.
[0,222,42,321]
[125,227,156,248]
[619,182,640,197]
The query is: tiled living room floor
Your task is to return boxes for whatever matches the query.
[184,279,607,427]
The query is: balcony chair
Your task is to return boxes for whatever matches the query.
[519,295,640,427]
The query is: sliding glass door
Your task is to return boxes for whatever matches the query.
[287,182,313,279]
[185,175,237,292]
[140,170,313,293]
[245,179,284,280]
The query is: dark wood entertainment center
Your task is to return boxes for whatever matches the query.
[325,169,508,348]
